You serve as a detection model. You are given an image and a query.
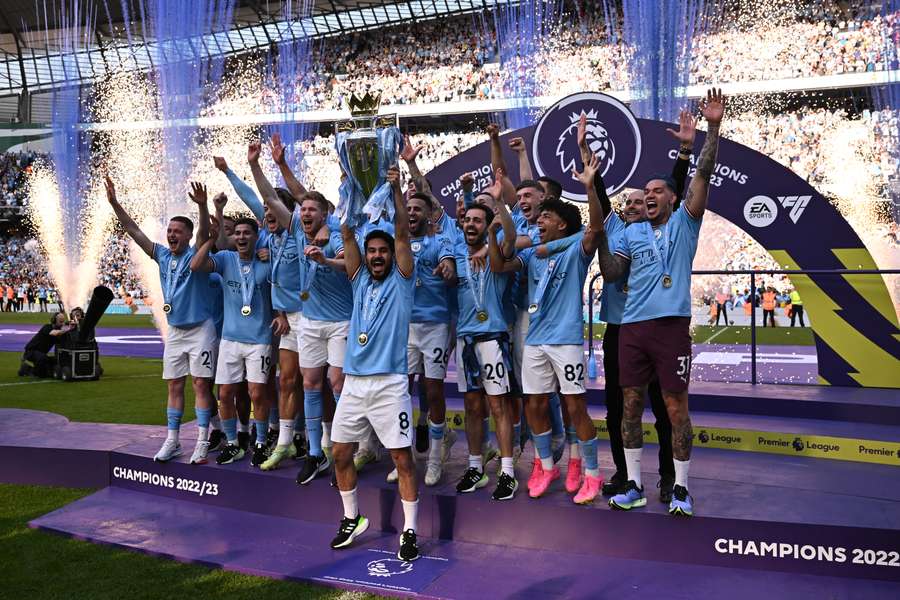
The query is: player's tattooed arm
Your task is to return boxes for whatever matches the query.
[270,132,307,201]
[389,165,414,278]
[683,88,724,220]
[596,230,629,282]
[621,387,645,448]
[189,238,216,273]
[104,175,155,257]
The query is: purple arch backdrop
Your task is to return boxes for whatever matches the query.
[425,92,900,388]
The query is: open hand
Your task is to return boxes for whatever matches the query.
[699,88,726,125]
[572,153,600,187]
[248,142,262,164]
[400,135,423,163]
[270,132,286,165]
[666,108,697,146]
[188,182,208,206]
[104,175,117,204]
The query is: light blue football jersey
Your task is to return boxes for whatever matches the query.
[211,250,273,344]
[614,205,702,323]
[153,244,211,329]
[267,215,301,313]
[455,246,511,336]
[599,214,629,325]
[344,264,415,376]
[295,228,353,322]
[411,234,454,323]
[518,232,592,346]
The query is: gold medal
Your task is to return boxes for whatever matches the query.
[300,290,310,301]
[162,303,172,314]
[358,332,369,346]
[662,275,673,289]
[241,305,252,316]
[527,303,538,314]
[476,310,488,322]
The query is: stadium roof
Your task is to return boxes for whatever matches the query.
[0,0,502,96]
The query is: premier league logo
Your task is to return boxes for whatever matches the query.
[367,558,414,578]
[532,92,642,203]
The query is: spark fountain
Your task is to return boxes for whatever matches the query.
[26,1,109,310]
[491,0,562,130]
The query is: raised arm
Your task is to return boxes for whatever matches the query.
[460,172,475,208]
[214,155,265,221]
[188,182,210,246]
[575,153,605,255]
[486,123,509,181]
[388,165,414,277]
[212,193,233,250]
[486,176,517,268]
[340,224,361,280]
[509,136,533,181]
[104,176,154,257]
[666,108,696,204]
[683,89,725,219]
[247,142,292,229]
[400,134,425,182]
[189,238,216,273]
[270,132,307,201]
[572,113,612,218]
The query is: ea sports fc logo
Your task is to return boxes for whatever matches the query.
[743,195,778,228]
[532,92,642,203]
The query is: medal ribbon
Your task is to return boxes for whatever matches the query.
[464,250,486,315]
[645,222,671,279]
[269,230,289,285]
[360,277,385,334]
[162,251,189,307]
[530,257,559,310]
[233,253,255,310]
[298,237,319,295]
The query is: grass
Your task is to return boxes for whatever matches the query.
[0,484,371,600]
[584,323,814,345]
[0,352,184,425]
[0,311,156,328]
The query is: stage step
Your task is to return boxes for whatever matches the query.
[437,399,900,466]
[29,487,900,598]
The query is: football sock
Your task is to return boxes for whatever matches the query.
[223,417,238,445]
[674,458,691,489]
[268,406,279,428]
[253,419,267,445]
[468,455,482,471]
[305,389,323,457]
[339,487,358,520]
[625,447,643,489]
[401,498,419,532]
[195,407,211,442]
[501,456,515,478]
[580,437,599,477]
[166,408,182,442]
[428,420,445,463]
[277,419,294,447]
[532,430,554,470]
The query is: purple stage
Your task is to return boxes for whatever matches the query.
[0,324,819,384]
[2,409,898,598]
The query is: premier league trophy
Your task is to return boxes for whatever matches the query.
[334,92,403,226]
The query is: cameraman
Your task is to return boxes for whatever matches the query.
[19,312,73,377]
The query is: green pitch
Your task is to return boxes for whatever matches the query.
[0,355,372,599]
[1,484,373,599]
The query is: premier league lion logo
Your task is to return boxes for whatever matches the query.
[367,558,414,578]
[532,92,642,203]
[556,109,616,181]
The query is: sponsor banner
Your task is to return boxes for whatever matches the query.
[426,91,900,388]
[311,548,451,594]
[436,410,900,466]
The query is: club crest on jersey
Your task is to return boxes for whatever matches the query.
[532,92,642,203]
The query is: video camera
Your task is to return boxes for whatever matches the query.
[54,285,113,382]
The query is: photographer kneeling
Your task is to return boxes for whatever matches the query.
[19,312,73,377]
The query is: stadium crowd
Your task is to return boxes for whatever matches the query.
[284,9,899,111]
